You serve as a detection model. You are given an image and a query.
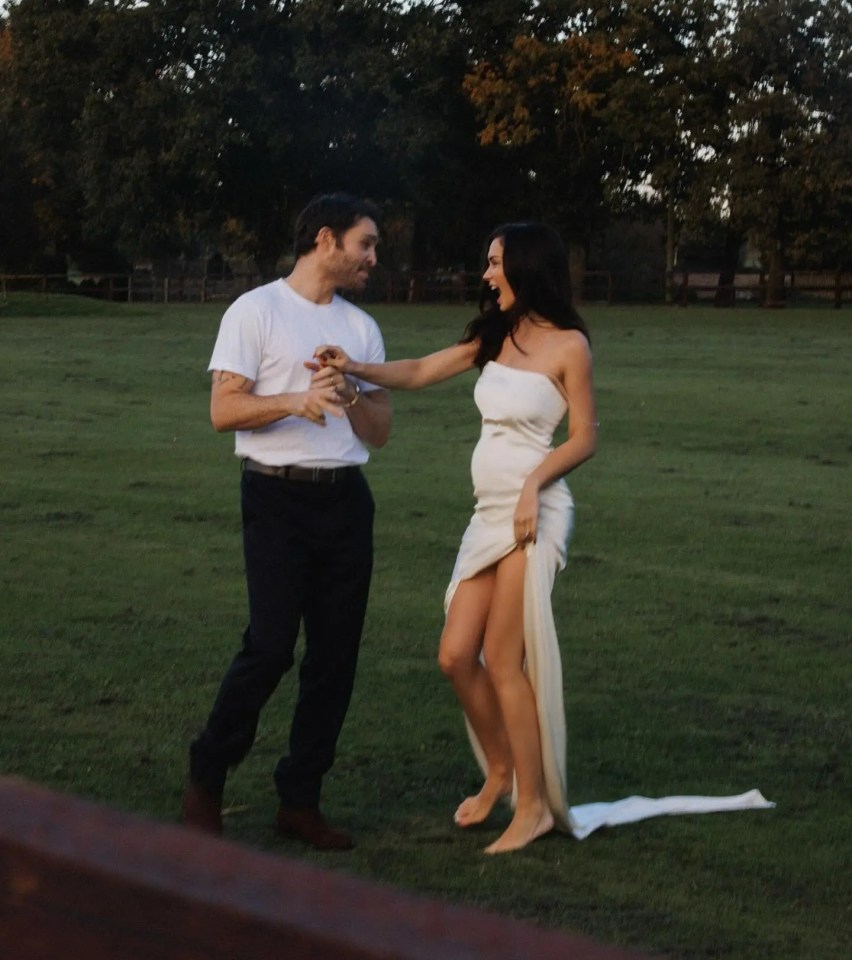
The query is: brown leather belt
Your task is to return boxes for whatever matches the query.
[243,458,359,484]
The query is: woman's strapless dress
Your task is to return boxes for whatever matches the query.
[444,361,772,839]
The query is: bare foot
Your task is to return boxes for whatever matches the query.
[454,775,512,827]
[483,803,554,854]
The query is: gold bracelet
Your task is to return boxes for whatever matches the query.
[345,382,361,407]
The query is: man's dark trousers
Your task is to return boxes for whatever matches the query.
[190,467,374,807]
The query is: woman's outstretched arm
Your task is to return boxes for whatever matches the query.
[314,340,478,390]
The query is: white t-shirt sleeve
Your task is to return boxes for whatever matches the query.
[358,316,386,392]
[208,298,264,381]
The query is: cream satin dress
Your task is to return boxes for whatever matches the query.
[444,361,773,839]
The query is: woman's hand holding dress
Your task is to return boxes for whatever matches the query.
[514,479,540,545]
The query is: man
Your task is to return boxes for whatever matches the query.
[182,193,391,850]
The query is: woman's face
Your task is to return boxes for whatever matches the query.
[483,237,515,311]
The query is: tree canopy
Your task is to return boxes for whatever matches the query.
[1,0,849,285]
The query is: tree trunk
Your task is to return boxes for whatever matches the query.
[714,224,742,307]
[665,198,676,306]
[568,241,586,304]
[765,240,786,307]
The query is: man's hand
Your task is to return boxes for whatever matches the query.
[304,358,391,447]
[293,378,345,425]
[304,359,360,407]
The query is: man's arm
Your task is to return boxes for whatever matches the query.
[344,386,392,448]
[304,362,392,448]
[210,369,343,432]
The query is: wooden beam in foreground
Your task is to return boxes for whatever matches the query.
[0,777,655,960]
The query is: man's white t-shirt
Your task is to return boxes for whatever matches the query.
[208,279,385,467]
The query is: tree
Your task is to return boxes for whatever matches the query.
[2,0,98,266]
[183,0,313,276]
[0,15,40,268]
[462,20,638,283]
[782,0,852,273]
[720,0,852,302]
[75,0,215,261]
[588,0,731,303]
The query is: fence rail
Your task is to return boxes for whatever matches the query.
[0,271,263,304]
[1,269,848,307]
[675,270,851,308]
[0,777,653,960]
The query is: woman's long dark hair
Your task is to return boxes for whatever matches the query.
[461,222,589,369]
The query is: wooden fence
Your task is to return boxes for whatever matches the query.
[1,270,616,306]
[0,272,262,304]
[675,270,851,308]
[2,269,848,307]
[0,777,654,960]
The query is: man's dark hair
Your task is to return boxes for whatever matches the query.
[293,193,381,258]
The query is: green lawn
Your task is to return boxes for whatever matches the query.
[1,294,849,959]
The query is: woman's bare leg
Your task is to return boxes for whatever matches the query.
[440,570,513,826]
[481,548,553,854]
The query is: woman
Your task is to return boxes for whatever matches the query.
[316,222,775,851]
[315,222,597,854]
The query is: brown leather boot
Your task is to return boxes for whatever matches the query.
[276,805,354,851]
[181,781,223,836]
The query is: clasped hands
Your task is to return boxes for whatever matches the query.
[299,344,355,425]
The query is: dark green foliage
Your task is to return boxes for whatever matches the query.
[0,1,850,275]
[721,0,852,295]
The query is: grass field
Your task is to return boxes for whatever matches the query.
[1,294,849,959]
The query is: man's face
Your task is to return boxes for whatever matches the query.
[326,216,379,292]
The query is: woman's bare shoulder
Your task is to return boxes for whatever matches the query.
[553,328,592,362]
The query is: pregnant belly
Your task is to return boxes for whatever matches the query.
[470,431,548,500]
